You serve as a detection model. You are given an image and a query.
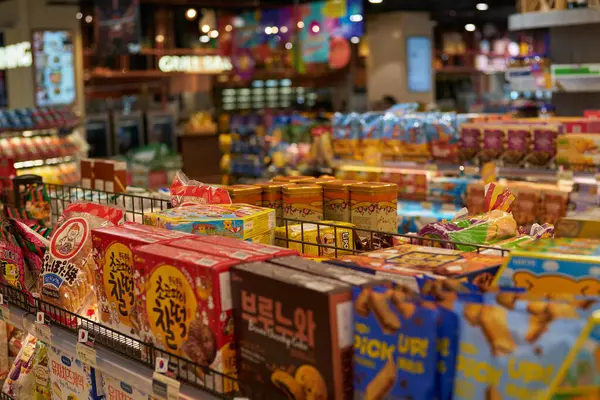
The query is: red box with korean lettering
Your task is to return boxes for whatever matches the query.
[92,225,177,339]
[165,237,272,263]
[132,243,238,392]
[197,235,299,258]
[231,261,353,400]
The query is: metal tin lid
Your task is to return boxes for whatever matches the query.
[282,184,323,194]
[255,182,286,192]
[321,180,361,190]
[349,182,398,193]
[226,185,262,196]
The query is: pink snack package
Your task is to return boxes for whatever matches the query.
[122,221,194,239]
[169,170,231,207]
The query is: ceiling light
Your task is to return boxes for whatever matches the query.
[297,21,305,29]
[155,34,164,43]
[271,26,279,34]
[84,15,93,23]
[76,12,83,20]
[280,26,288,33]
[476,3,489,11]
[225,24,233,32]
[351,36,360,44]
[209,30,219,38]
[265,26,273,34]
[312,25,320,33]
[185,8,197,20]
[232,17,244,28]
[201,24,210,33]
[200,35,210,43]
[349,14,363,22]
[285,42,293,50]
[369,0,383,3]
[465,24,476,32]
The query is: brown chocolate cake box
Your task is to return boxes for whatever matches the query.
[231,262,353,400]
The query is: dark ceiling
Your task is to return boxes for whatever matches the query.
[47,0,516,24]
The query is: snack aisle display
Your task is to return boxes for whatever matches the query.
[0,173,597,400]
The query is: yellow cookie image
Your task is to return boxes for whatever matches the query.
[272,370,306,400]
[295,365,327,400]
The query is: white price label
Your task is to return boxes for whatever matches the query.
[152,372,180,400]
[34,323,52,344]
[76,343,97,368]
[463,165,479,176]
[155,357,169,373]
[78,329,89,343]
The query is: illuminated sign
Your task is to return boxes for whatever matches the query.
[0,42,32,70]
[158,55,233,74]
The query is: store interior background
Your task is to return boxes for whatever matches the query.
[0,0,595,187]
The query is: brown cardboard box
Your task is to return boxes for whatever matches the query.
[231,262,353,400]
[80,159,94,189]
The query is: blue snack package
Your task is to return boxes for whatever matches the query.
[353,284,438,400]
[452,294,596,400]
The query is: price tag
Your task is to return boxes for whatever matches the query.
[34,313,52,344]
[152,371,180,400]
[557,169,574,181]
[463,165,480,176]
[76,342,97,368]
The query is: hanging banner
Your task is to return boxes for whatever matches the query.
[232,48,255,80]
[235,11,261,49]
[95,0,142,55]
[301,2,330,64]
[332,0,363,39]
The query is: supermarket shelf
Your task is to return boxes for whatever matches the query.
[333,160,598,184]
[13,155,76,169]
[509,9,600,31]
[3,304,220,400]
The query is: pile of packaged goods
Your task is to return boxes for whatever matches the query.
[0,107,79,133]
[0,171,598,400]
[0,135,79,164]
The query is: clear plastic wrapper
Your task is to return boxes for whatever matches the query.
[169,170,231,207]
[39,202,124,316]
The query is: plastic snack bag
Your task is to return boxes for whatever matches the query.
[40,202,124,316]
[452,294,597,400]
[2,334,40,399]
[24,184,51,228]
[418,183,518,250]
[169,170,231,207]
[353,284,438,400]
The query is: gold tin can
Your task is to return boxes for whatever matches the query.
[322,180,360,223]
[303,176,338,185]
[282,184,323,222]
[226,185,263,206]
[272,175,314,184]
[256,182,286,224]
[349,182,398,232]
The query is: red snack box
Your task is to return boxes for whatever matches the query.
[122,221,194,240]
[165,237,271,262]
[198,235,299,257]
[92,225,172,339]
[133,243,238,391]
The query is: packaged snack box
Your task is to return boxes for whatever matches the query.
[246,229,274,245]
[353,284,438,400]
[329,244,505,290]
[122,221,194,239]
[268,255,390,287]
[557,133,600,169]
[92,225,174,338]
[231,261,353,400]
[555,208,600,239]
[494,238,600,295]
[452,294,597,400]
[165,237,271,262]
[48,345,102,400]
[143,203,275,240]
[133,243,238,390]
[102,373,150,400]
[274,221,355,257]
[198,235,299,257]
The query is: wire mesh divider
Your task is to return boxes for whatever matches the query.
[0,282,258,400]
[277,217,509,257]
